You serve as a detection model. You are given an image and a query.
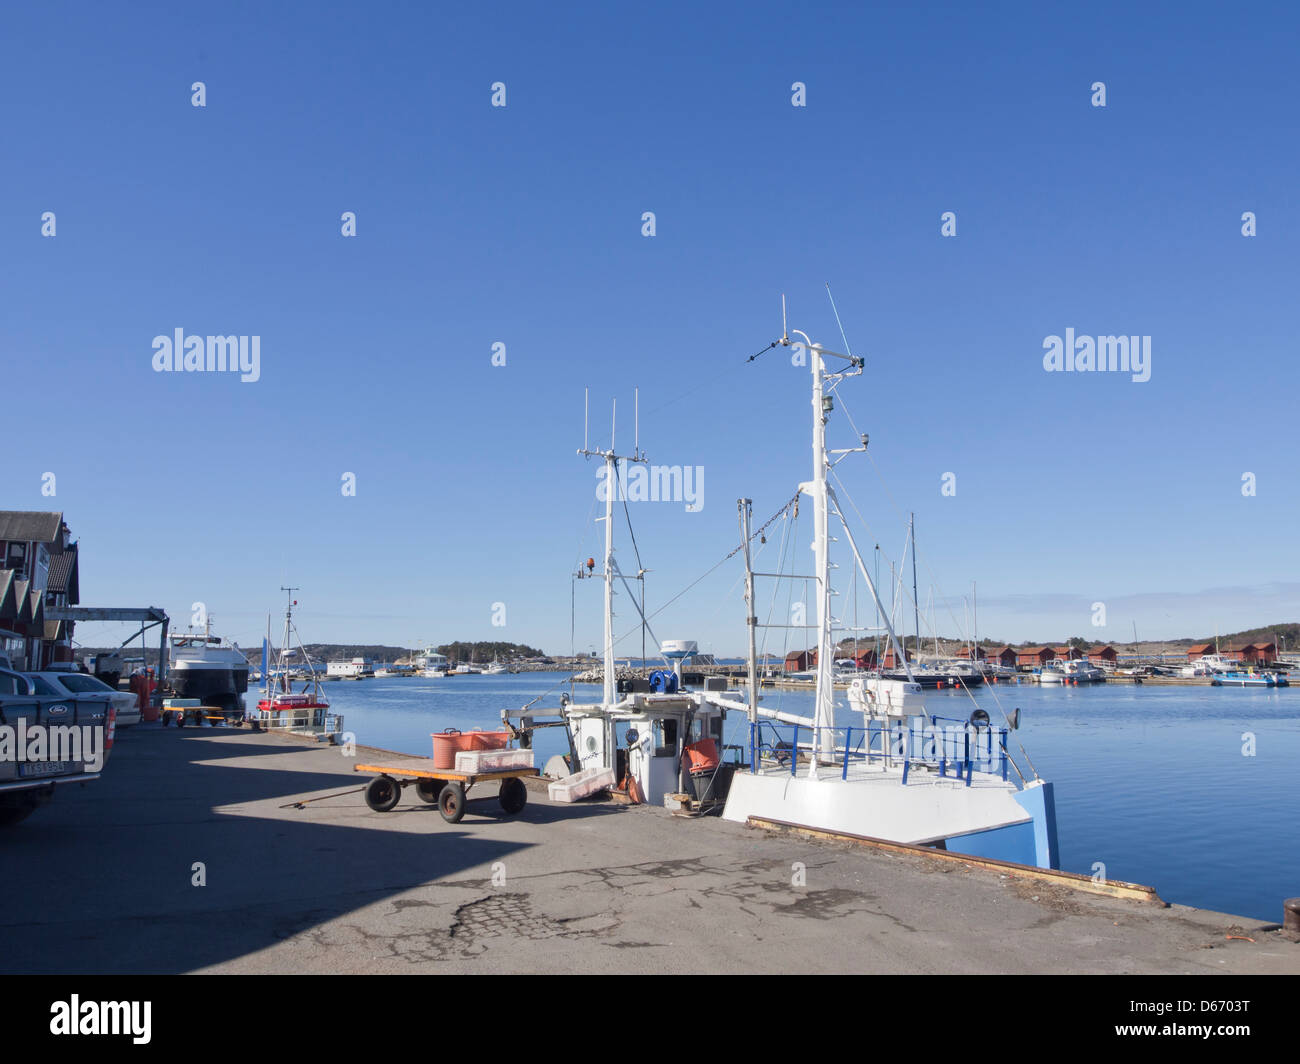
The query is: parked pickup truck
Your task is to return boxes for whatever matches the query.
[0,667,115,826]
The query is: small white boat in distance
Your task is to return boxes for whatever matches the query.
[483,661,508,675]
[1181,654,1231,677]
[1039,663,1068,684]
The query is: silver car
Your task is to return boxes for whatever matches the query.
[26,672,141,728]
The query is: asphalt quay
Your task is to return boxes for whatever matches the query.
[1,725,1295,975]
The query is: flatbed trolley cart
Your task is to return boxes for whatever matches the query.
[353,758,532,823]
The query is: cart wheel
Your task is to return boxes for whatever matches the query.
[416,778,446,804]
[499,777,528,815]
[438,783,466,823]
[365,775,402,812]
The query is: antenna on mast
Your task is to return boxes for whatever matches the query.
[583,389,589,452]
[634,387,639,458]
[781,293,788,343]
[826,282,855,360]
[611,399,616,453]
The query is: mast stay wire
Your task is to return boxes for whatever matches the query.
[829,466,1040,779]
[587,492,802,665]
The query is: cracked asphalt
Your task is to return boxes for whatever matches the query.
[1,725,1296,974]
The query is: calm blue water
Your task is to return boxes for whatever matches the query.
[319,672,1300,921]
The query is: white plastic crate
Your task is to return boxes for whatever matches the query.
[453,748,534,773]
[547,766,616,803]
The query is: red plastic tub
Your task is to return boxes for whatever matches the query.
[467,729,511,751]
[431,728,511,768]
[431,729,466,769]
[682,738,720,773]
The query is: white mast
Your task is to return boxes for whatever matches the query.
[579,396,645,707]
[280,587,297,693]
[782,320,915,765]
[790,330,835,770]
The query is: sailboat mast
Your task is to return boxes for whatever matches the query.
[910,512,919,660]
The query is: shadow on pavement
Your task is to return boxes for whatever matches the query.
[0,727,621,973]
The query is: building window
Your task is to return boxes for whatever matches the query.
[6,542,26,575]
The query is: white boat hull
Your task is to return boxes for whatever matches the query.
[723,767,1058,868]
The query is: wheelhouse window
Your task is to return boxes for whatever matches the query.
[653,718,677,757]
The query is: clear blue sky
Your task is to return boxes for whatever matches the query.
[3,2,1297,658]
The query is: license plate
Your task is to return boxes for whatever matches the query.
[19,761,69,778]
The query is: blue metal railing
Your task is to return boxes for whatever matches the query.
[748,715,1009,786]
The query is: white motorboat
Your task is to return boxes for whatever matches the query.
[1181,654,1231,677]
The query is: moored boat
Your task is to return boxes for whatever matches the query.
[253,589,340,738]
[718,321,1056,868]
[1212,669,1282,687]
[168,620,249,713]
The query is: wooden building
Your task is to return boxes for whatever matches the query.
[0,511,77,671]
[1226,641,1276,665]
[880,647,911,669]
[784,649,814,673]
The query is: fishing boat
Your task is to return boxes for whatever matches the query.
[484,661,508,675]
[504,312,1058,869]
[168,618,249,714]
[717,318,1058,869]
[501,393,732,807]
[253,589,341,739]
